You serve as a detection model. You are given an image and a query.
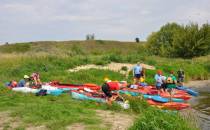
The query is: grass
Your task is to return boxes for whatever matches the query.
[0,40,207,129]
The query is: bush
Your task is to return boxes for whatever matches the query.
[147,22,210,58]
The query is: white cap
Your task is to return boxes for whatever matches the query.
[24,75,29,79]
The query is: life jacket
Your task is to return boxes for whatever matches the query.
[166,76,175,84]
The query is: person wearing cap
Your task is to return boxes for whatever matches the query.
[101,78,124,105]
[154,70,163,95]
[132,62,142,84]
[18,75,30,87]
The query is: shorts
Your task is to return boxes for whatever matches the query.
[161,83,167,90]
[102,83,112,98]
[156,85,161,90]
[134,74,141,79]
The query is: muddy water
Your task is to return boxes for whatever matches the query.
[187,81,210,130]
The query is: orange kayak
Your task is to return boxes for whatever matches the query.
[162,102,190,110]
[160,92,191,100]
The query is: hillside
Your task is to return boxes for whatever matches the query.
[0,40,209,130]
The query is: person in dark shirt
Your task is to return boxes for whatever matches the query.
[177,68,185,86]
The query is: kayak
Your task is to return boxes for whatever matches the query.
[12,87,39,93]
[176,86,199,96]
[121,87,158,95]
[147,100,190,110]
[160,92,191,100]
[143,95,184,102]
[71,90,106,103]
[71,90,130,109]
[118,90,140,96]
[162,102,190,110]
[50,81,101,90]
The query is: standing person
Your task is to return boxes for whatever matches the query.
[177,68,185,87]
[154,70,163,95]
[31,72,42,86]
[133,62,142,84]
[101,79,124,105]
[166,70,177,101]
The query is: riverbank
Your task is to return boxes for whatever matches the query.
[185,80,210,88]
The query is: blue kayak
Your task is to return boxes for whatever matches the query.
[118,90,140,96]
[176,86,199,96]
[144,95,184,103]
[47,89,63,96]
[71,91,106,103]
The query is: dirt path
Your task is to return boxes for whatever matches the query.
[95,110,134,130]
[68,62,155,75]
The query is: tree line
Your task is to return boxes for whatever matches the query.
[146,22,210,58]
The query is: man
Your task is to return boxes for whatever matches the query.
[133,62,142,84]
[101,79,124,105]
[177,68,185,86]
[154,70,163,95]
[31,72,42,85]
[166,70,177,101]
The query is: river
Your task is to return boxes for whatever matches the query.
[187,80,210,130]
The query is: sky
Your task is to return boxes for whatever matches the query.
[0,0,209,43]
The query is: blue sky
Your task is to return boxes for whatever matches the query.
[0,0,209,43]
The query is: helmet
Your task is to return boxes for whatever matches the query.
[11,81,17,87]
[140,77,145,82]
[104,77,111,82]
[24,75,29,79]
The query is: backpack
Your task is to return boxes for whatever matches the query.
[166,76,174,84]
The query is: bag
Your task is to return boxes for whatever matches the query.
[36,89,47,96]
[166,76,174,84]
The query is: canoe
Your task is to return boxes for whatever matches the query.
[143,95,184,102]
[147,100,190,110]
[176,86,199,96]
[50,81,100,90]
[118,90,140,96]
[12,87,39,94]
[71,90,106,103]
[162,102,190,110]
[121,87,158,95]
[160,92,191,100]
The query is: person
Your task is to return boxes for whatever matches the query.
[133,62,142,84]
[31,72,42,85]
[154,70,163,95]
[101,79,124,105]
[177,68,185,86]
[165,70,177,101]
[18,75,30,87]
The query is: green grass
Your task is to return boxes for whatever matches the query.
[0,40,206,130]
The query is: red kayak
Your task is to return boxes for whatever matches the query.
[162,102,190,110]
[147,100,190,110]
[160,92,191,100]
[122,87,158,95]
[50,81,101,90]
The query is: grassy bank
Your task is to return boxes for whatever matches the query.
[0,40,207,129]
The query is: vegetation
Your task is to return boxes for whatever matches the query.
[0,40,207,129]
[147,23,210,58]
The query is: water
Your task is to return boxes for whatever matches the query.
[188,84,210,130]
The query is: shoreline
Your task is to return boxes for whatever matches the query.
[184,80,210,88]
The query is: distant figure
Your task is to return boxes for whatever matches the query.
[133,62,142,84]
[177,68,185,86]
[135,37,140,43]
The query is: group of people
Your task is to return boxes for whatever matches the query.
[101,62,185,105]
[6,72,42,88]
[154,69,185,96]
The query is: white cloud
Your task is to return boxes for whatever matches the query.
[0,0,209,43]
